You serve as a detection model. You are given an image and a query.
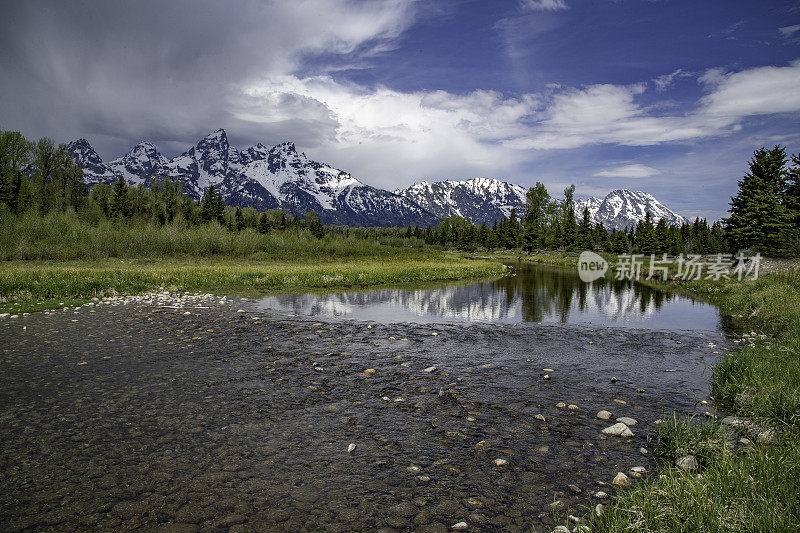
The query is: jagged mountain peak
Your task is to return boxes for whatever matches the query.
[395,177,527,224]
[576,189,687,230]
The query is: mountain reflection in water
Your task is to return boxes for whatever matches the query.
[254,263,722,331]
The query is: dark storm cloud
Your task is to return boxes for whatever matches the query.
[0,0,415,157]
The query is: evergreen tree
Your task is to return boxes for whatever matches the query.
[110,177,130,219]
[726,146,794,256]
[306,211,324,239]
[560,185,577,250]
[577,207,593,250]
[634,212,658,254]
[258,212,271,234]
[235,207,245,231]
[654,218,668,254]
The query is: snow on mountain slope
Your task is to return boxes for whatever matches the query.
[67,130,687,229]
[395,178,527,224]
[68,130,436,227]
[106,141,169,186]
[575,189,687,230]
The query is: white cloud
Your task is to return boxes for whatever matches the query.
[520,0,569,12]
[593,164,661,178]
[653,69,692,91]
[779,24,800,38]
[701,59,800,118]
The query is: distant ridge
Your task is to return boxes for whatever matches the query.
[68,129,688,229]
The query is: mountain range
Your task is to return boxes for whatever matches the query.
[67,129,687,229]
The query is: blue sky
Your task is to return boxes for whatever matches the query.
[1,0,799,220]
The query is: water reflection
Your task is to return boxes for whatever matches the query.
[254,263,722,331]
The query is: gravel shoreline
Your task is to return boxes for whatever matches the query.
[1,293,730,532]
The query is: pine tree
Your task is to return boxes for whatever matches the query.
[726,146,794,256]
[235,207,245,231]
[560,185,577,250]
[577,207,593,250]
[306,211,324,239]
[258,212,271,234]
[634,212,658,254]
[110,177,130,219]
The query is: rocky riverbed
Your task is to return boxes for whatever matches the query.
[0,293,729,532]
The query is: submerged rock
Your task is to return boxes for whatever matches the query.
[602,423,633,437]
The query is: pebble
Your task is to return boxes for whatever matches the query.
[556,402,566,408]
[416,475,431,483]
[543,368,554,372]
[493,458,508,467]
[601,423,633,437]
[738,437,752,446]
[451,522,468,531]
[594,491,608,499]
[568,514,580,523]
[424,366,437,373]
[567,404,579,411]
[551,527,570,533]
[347,443,356,453]
[610,377,617,383]
[543,374,550,380]
[596,410,612,420]
[594,503,605,517]
[534,414,546,422]
[675,455,698,471]
[466,498,483,507]
[612,472,631,487]
[568,484,581,493]
[639,447,649,455]
[616,416,637,426]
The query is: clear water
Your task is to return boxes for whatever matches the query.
[254,262,723,331]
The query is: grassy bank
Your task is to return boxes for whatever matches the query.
[0,210,426,261]
[0,254,505,314]
[593,271,800,531]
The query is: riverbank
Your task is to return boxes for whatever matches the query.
[489,252,799,531]
[591,270,800,532]
[0,253,505,314]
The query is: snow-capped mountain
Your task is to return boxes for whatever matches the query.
[394,178,527,225]
[576,189,688,230]
[67,130,437,227]
[67,130,687,229]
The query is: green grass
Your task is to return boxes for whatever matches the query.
[594,270,800,532]
[0,255,505,313]
[0,210,425,260]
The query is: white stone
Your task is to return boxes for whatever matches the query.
[451,522,468,531]
[567,404,579,411]
[602,423,633,437]
[594,490,608,499]
[616,416,637,426]
[347,443,356,453]
[556,402,567,408]
[675,455,698,471]
[424,366,437,373]
[597,410,612,420]
[534,414,546,422]
[493,458,508,467]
